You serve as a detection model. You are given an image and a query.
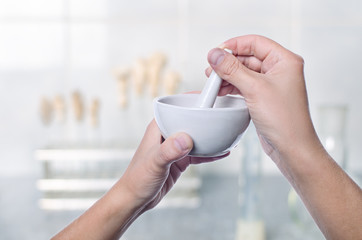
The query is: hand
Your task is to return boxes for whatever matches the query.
[206,35,320,166]
[52,120,227,240]
[121,120,227,211]
[205,35,362,240]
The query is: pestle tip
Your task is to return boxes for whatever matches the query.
[196,48,233,108]
[224,48,232,54]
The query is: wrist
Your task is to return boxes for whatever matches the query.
[53,178,146,240]
[93,178,145,238]
[105,178,145,220]
[271,133,328,186]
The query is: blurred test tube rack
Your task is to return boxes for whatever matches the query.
[35,145,201,211]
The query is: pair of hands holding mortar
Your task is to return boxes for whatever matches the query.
[53,35,362,240]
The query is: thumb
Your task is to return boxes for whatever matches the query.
[207,48,257,97]
[156,133,193,167]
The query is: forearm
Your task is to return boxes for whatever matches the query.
[211,34,362,239]
[51,122,197,240]
[51,179,143,240]
[274,141,362,240]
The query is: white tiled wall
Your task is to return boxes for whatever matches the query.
[0,0,361,176]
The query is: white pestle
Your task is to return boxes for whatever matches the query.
[197,48,233,108]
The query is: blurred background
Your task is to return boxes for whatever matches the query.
[0,0,361,239]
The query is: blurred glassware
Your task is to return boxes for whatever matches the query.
[286,104,349,239]
[287,188,324,239]
[235,123,265,240]
[318,105,348,168]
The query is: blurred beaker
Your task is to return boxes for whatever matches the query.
[235,123,265,240]
[317,105,348,169]
[287,188,324,239]
[286,104,348,239]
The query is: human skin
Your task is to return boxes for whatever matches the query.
[52,35,361,240]
[52,120,227,240]
[206,35,362,240]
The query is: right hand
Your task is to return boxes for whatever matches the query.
[206,35,362,240]
[206,35,322,167]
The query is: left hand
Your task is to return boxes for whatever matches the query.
[51,120,228,240]
[121,120,228,211]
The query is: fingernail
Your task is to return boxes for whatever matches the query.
[174,134,191,153]
[208,48,225,66]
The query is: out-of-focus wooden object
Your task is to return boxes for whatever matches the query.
[90,98,100,128]
[132,58,147,96]
[54,95,66,124]
[147,52,167,97]
[113,67,130,108]
[40,97,53,126]
[72,91,84,122]
[163,70,181,95]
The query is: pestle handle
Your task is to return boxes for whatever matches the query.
[197,48,232,108]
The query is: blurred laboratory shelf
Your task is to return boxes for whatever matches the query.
[36,177,201,210]
[35,146,135,211]
[37,177,201,192]
[37,178,118,191]
[35,147,136,162]
[0,173,335,240]
[35,146,202,211]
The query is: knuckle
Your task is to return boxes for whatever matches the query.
[158,141,180,164]
[247,78,262,97]
[146,120,156,132]
[224,58,241,79]
[290,53,305,70]
[158,146,171,163]
[296,55,304,65]
[295,55,304,66]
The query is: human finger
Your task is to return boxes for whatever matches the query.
[205,67,212,77]
[184,91,201,94]
[204,67,241,96]
[218,84,241,96]
[155,132,193,168]
[170,151,230,174]
[190,152,230,164]
[236,55,263,73]
[221,34,283,62]
[207,48,259,98]
[141,120,163,144]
